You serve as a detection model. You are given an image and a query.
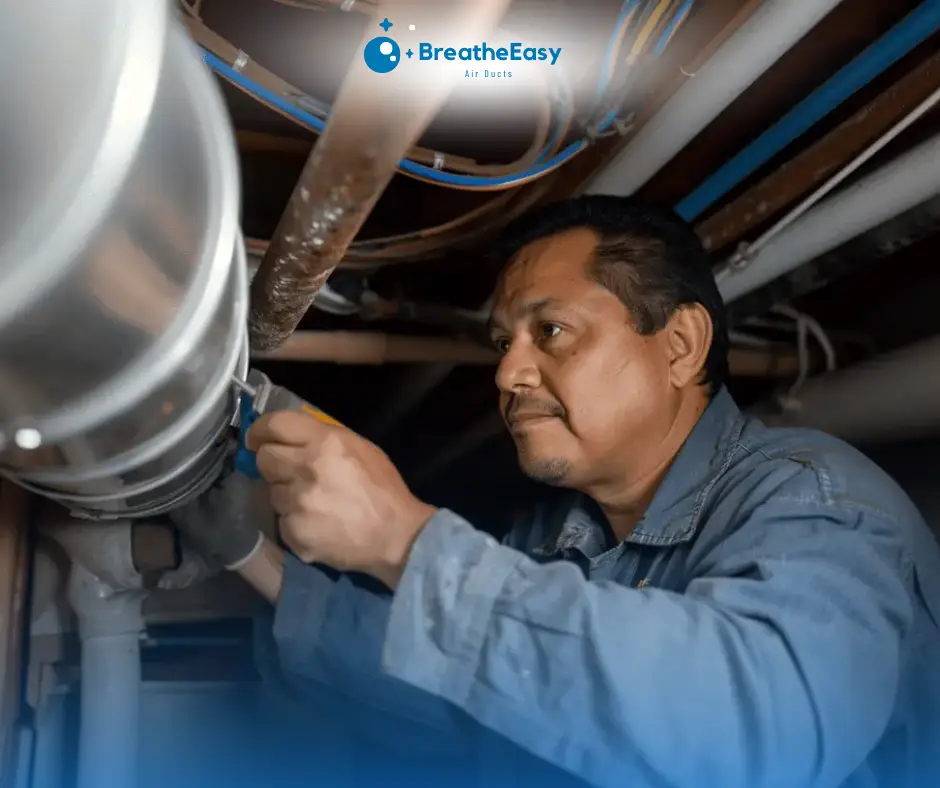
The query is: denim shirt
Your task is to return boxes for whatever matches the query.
[268,388,940,788]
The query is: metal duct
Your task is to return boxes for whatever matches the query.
[0,0,247,520]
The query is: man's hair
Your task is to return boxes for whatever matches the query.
[493,195,729,394]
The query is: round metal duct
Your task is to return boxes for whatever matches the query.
[0,0,248,519]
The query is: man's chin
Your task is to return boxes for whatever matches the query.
[517,454,571,486]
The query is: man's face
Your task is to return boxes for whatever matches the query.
[489,227,684,490]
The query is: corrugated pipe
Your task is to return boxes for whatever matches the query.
[248,0,512,352]
[584,0,845,196]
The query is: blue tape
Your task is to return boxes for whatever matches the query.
[234,393,261,479]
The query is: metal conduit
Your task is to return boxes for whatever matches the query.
[0,0,248,519]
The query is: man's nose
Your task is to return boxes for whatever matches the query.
[495,338,541,393]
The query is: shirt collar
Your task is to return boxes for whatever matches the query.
[628,386,745,546]
[537,387,745,556]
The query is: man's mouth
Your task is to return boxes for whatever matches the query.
[508,412,560,428]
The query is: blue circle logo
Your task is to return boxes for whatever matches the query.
[364,36,401,74]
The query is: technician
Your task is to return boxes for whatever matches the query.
[172,196,940,788]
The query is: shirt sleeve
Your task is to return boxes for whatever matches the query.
[271,554,480,751]
[381,505,914,788]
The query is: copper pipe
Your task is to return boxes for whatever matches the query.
[252,331,498,364]
[253,332,799,375]
[247,0,511,352]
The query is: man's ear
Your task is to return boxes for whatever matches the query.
[664,304,713,388]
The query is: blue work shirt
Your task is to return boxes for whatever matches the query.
[264,387,940,788]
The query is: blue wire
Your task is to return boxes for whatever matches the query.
[200,0,689,190]
[654,0,695,57]
[597,0,645,102]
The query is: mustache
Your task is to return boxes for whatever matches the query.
[505,395,566,423]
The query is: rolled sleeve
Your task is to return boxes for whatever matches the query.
[380,505,912,788]
[272,554,338,676]
[383,509,523,704]
[271,547,482,748]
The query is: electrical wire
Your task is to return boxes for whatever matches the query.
[771,305,837,410]
[186,0,693,192]
[186,0,694,265]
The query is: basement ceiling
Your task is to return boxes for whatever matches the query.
[181,0,940,519]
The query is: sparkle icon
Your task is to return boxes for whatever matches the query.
[379,17,393,32]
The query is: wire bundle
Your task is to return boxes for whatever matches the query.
[181,0,695,264]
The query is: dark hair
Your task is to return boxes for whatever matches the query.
[493,195,729,395]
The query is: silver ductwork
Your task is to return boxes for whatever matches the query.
[0,0,248,519]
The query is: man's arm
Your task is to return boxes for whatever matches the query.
[380,502,913,788]
[234,535,285,604]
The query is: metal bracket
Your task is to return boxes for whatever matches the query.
[232,50,249,73]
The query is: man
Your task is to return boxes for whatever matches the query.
[173,196,940,788]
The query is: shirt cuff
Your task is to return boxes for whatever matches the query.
[272,553,338,676]
[381,509,523,706]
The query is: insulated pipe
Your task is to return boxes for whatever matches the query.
[718,131,940,303]
[756,334,940,444]
[248,0,512,352]
[584,0,845,196]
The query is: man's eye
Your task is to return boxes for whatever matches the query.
[540,323,562,340]
[494,338,511,354]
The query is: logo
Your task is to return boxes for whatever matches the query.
[362,17,563,80]
[363,18,401,74]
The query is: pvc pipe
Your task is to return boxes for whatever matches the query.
[758,334,940,444]
[584,0,845,196]
[675,0,940,221]
[78,633,141,788]
[45,521,146,788]
[718,131,940,303]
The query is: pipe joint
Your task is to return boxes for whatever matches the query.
[67,562,145,640]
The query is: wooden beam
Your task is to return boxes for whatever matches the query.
[697,48,940,253]
[236,129,314,156]
[0,483,30,788]
[535,0,765,203]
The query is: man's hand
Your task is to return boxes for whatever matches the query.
[168,460,269,571]
[246,411,438,588]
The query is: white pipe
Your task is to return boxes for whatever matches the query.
[584,0,845,196]
[757,334,940,444]
[43,518,146,788]
[67,561,144,788]
[725,84,940,268]
[718,131,940,303]
[78,631,142,788]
